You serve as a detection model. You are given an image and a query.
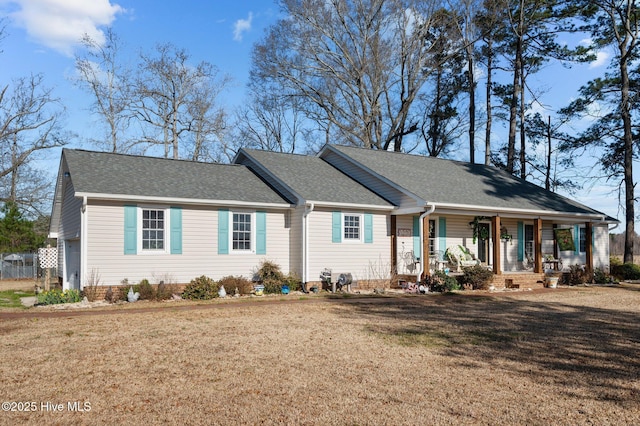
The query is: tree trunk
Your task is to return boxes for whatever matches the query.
[519,65,526,179]
[620,54,635,263]
[484,39,493,166]
[467,44,475,163]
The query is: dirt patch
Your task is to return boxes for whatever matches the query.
[0,286,639,424]
[0,279,37,292]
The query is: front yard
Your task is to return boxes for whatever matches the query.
[1,285,639,424]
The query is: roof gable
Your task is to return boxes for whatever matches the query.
[236,148,392,208]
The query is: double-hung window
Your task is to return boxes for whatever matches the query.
[232,212,252,251]
[343,214,361,241]
[142,208,165,251]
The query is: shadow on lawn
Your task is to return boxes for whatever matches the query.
[333,288,640,405]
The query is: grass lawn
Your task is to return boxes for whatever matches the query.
[0,289,34,309]
[1,285,639,424]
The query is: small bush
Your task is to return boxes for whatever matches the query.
[155,282,175,300]
[458,265,494,290]
[255,260,285,294]
[137,279,155,300]
[593,268,608,284]
[610,262,640,281]
[425,271,460,293]
[566,265,589,285]
[37,289,82,305]
[283,272,302,292]
[218,276,253,295]
[182,275,219,300]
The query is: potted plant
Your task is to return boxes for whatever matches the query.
[545,270,561,288]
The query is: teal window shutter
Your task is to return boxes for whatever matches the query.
[574,225,580,254]
[438,217,446,253]
[124,205,137,255]
[332,212,342,243]
[517,222,524,262]
[364,213,373,243]
[170,207,182,254]
[412,216,420,256]
[218,209,229,254]
[256,211,267,255]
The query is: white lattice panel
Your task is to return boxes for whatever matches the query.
[38,247,58,269]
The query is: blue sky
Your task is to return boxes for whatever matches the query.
[0,0,633,229]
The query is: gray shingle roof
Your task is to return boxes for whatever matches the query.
[238,149,392,207]
[328,145,610,217]
[63,149,289,205]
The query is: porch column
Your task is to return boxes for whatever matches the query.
[492,216,501,275]
[534,218,543,273]
[585,222,593,276]
[390,215,397,276]
[422,215,430,279]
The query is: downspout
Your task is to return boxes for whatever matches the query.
[416,203,436,282]
[302,203,314,285]
[81,196,87,290]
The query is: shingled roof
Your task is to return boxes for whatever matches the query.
[236,148,392,208]
[61,149,289,205]
[324,144,614,220]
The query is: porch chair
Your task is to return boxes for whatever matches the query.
[445,245,481,272]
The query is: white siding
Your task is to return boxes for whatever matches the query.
[396,215,417,275]
[593,224,610,271]
[57,179,82,274]
[307,208,391,283]
[289,207,304,278]
[85,201,291,286]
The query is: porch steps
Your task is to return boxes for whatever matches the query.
[491,273,545,290]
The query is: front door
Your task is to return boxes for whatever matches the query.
[65,240,80,291]
[477,223,490,264]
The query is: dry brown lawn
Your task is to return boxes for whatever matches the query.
[1,285,639,425]
[0,279,36,292]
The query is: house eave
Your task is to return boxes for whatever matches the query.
[430,202,613,223]
[74,192,293,209]
[303,200,395,211]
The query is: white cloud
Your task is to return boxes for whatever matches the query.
[233,12,253,42]
[589,50,610,69]
[8,0,124,56]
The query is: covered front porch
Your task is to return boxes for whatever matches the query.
[391,211,605,285]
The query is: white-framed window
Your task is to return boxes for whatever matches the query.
[139,207,169,253]
[231,211,253,252]
[579,227,586,253]
[343,213,362,241]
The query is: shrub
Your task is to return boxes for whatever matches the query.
[37,289,82,305]
[458,265,494,290]
[218,276,253,295]
[283,272,302,292]
[137,279,155,300]
[425,271,460,293]
[610,262,640,281]
[593,268,608,284]
[255,260,285,294]
[182,275,219,300]
[566,264,590,285]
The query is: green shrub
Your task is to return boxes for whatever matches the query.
[218,276,253,295]
[425,271,460,293]
[255,260,285,294]
[282,272,302,292]
[37,289,82,305]
[593,268,608,284]
[182,275,219,300]
[610,262,640,280]
[458,265,494,290]
[137,279,155,300]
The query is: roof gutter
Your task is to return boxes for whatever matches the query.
[416,203,436,282]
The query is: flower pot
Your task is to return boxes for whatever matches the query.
[545,276,558,288]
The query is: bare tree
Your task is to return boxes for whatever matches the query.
[0,74,68,215]
[133,43,230,159]
[251,0,453,151]
[74,29,133,153]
